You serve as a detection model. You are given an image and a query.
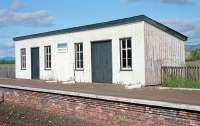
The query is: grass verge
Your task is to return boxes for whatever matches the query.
[0,103,106,126]
[186,60,200,66]
[162,79,200,89]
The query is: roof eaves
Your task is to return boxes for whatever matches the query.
[142,16,188,41]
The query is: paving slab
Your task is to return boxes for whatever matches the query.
[0,78,200,106]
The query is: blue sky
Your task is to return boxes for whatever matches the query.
[0,0,199,57]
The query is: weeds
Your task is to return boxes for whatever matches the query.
[162,79,200,88]
[0,103,105,126]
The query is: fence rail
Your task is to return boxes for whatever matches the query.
[161,66,200,83]
[0,64,15,79]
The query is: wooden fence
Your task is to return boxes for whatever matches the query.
[161,66,200,83]
[0,64,15,79]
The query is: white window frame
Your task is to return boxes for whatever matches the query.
[21,48,26,70]
[44,46,51,69]
[120,38,132,70]
[75,43,84,70]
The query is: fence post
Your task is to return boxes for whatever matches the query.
[161,66,163,85]
[7,65,9,78]
[161,66,200,84]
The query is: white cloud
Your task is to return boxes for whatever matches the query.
[121,0,196,5]
[0,41,14,49]
[0,0,55,57]
[0,33,10,39]
[0,0,55,27]
[162,19,200,45]
[0,39,14,57]
[161,0,195,5]
[120,0,140,3]
[10,0,24,11]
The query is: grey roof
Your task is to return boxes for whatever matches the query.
[13,15,187,41]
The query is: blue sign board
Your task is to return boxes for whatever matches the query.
[57,43,67,48]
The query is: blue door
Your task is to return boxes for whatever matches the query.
[91,41,112,83]
[31,47,40,79]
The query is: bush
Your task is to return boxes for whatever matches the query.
[187,49,200,61]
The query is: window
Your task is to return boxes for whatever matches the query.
[44,46,51,69]
[120,38,132,70]
[75,43,83,70]
[21,48,26,70]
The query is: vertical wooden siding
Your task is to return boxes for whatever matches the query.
[0,64,15,78]
[144,22,185,85]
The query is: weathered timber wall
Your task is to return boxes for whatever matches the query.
[0,64,15,79]
[144,22,185,85]
[0,87,199,126]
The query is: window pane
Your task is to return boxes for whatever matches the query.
[47,55,49,68]
[46,59,48,68]
[128,59,132,68]
[24,56,26,68]
[77,61,80,68]
[122,40,126,49]
[80,53,83,61]
[76,44,79,51]
[128,49,132,59]
[47,47,49,54]
[122,50,126,59]
[21,49,23,55]
[75,60,78,68]
[80,43,83,51]
[49,55,51,68]
[80,61,83,68]
[21,57,23,68]
[46,47,48,54]
[127,39,131,48]
[49,61,51,68]
[75,43,83,69]
[122,59,126,68]
[120,38,132,69]
[44,46,51,69]
[77,53,80,60]
[21,48,26,69]
[49,46,51,53]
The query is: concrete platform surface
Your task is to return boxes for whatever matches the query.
[0,79,200,106]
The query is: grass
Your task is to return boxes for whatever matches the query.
[162,79,200,89]
[0,103,106,126]
[186,60,200,66]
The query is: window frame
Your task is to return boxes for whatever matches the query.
[75,43,84,71]
[44,45,52,70]
[120,37,133,71]
[20,48,26,70]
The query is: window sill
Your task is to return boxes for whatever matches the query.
[75,69,84,71]
[21,68,26,70]
[44,68,52,71]
[120,68,133,71]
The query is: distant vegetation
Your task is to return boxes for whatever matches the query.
[186,60,200,66]
[0,59,15,64]
[186,49,200,65]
